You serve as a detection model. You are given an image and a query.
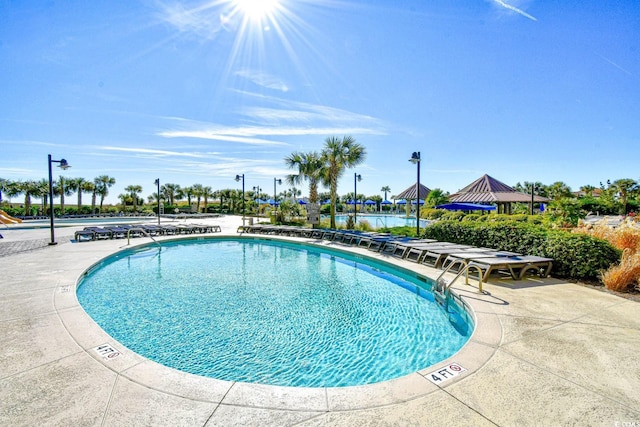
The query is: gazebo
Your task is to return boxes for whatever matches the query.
[449,174,549,214]
[394,183,431,212]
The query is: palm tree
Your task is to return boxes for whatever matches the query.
[94,175,116,213]
[190,184,204,212]
[284,151,326,204]
[55,176,73,215]
[80,180,94,213]
[124,184,143,212]
[34,179,49,215]
[86,181,98,213]
[425,188,449,208]
[202,186,213,213]
[611,178,638,214]
[320,135,367,228]
[161,183,182,206]
[579,185,596,197]
[380,185,391,201]
[71,177,87,210]
[547,181,572,200]
[20,180,40,216]
[0,177,8,203]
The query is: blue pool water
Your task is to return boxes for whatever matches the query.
[77,238,472,387]
[330,214,430,229]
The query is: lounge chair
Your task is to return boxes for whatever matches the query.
[419,245,476,268]
[467,256,554,281]
[74,229,96,242]
[440,250,522,272]
[83,226,113,240]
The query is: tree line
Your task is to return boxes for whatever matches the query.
[1,136,638,220]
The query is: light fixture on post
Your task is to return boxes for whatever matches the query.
[235,174,245,224]
[273,177,282,213]
[154,178,161,226]
[48,154,71,245]
[354,173,362,222]
[409,151,421,236]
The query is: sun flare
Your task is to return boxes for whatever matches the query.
[234,0,280,21]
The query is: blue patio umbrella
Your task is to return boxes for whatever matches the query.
[396,199,407,205]
[436,203,496,211]
[364,199,376,205]
[266,198,278,206]
[381,200,392,205]
[411,199,425,205]
[347,200,357,205]
[298,199,307,205]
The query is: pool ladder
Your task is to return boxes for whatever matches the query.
[433,263,484,308]
[125,229,162,249]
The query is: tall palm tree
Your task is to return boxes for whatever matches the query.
[124,184,143,212]
[80,180,94,213]
[202,186,213,213]
[71,177,87,209]
[284,151,326,204]
[20,180,40,216]
[94,175,116,213]
[35,179,49,215]
[55,176,73,215]
[320,135,366,228]
[161,183,182,206]
[380,185,391,201]
[190,184,204,212]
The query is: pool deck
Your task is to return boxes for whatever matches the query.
[1,215,639,426]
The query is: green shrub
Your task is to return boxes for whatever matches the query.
[441,211,465,221]
[422,220,620,281]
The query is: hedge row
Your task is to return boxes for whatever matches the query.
[422,221,621,281]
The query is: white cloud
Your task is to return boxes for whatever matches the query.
[492,0,537,21]
[99,146,209,158]
[156,2,232,39]
[235,69,289,92]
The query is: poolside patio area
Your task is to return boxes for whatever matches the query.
[1,215,639,426]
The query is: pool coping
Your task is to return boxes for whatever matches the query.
[59,233,500,413]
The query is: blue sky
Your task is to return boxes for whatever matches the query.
[1,0,638,204]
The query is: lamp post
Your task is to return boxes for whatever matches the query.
[530,183,535,215]
[354,173,362,222]
[155,178,161,225]
[253,185,262,207]
[48,154,71,245]
[409,152,421,236]
[235,174,245,223]
[273,178,282,212]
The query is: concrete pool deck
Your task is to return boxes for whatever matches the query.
[1,215,639,426]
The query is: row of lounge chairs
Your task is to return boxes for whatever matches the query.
[238,224,553,282]
[74,223,221,242]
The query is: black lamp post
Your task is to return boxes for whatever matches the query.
[48,154,71,245]
[273,178,282,212]
[354,173,362,222]
[155,178,161,225]
[253,185,262,208]
[235,174,245,223]
[409,152,421,236]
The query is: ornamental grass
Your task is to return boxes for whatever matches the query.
[574,219,640,292]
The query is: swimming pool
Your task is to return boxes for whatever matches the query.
[330,214,430,229]
[77,238,472,387]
